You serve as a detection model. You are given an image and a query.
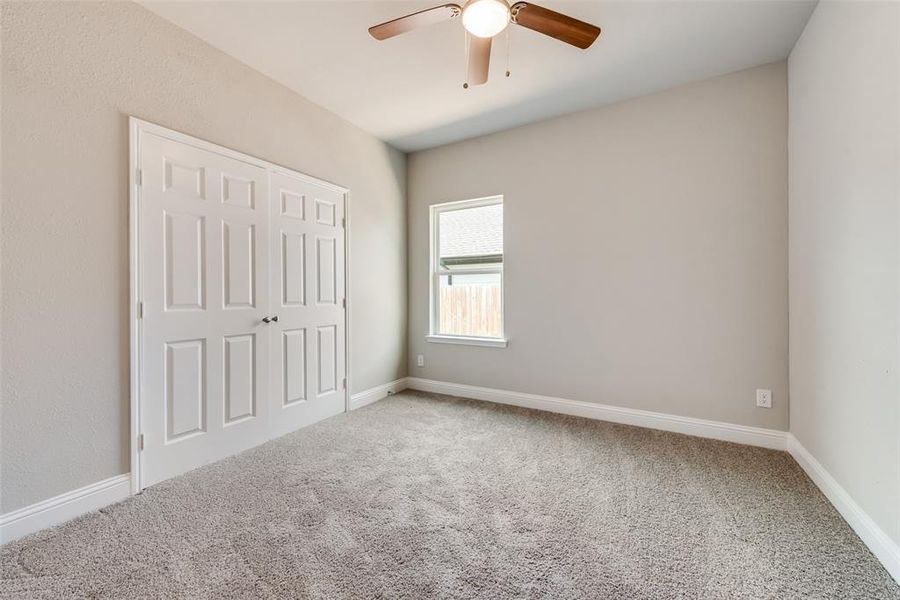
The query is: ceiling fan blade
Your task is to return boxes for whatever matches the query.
[467,35,492,86]
[510,2,601,49]
[369,4,462,40]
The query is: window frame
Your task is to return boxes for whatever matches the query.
[427,195,507,348]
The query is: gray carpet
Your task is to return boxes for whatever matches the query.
[2,390,898,599]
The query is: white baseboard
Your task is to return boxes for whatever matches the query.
[350,377,409,411]
[0,474,131,545]
[406,377,788,450]
[788,434,900,583]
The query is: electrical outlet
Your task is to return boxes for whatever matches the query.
[417,354,425,367]
[756,389,772,408]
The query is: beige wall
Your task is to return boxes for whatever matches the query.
[788,1,900,546]
[0,1,407,513]
[408,62,789,431]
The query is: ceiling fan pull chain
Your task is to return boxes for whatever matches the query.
[505,27,511,78]
[463,29,470,89]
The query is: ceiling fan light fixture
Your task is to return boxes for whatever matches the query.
[462,0,510,38]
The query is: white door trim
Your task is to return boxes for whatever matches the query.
[129,117,350,494]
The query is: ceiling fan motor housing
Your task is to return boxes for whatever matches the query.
[462,0,511,38]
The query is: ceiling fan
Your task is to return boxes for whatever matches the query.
[368,0,601,87]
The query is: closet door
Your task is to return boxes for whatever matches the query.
[268,171,346,438]
[139,133,270,488]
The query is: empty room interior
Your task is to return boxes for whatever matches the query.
[1,0,899,597]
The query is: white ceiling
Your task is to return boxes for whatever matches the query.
[142,0,816,152]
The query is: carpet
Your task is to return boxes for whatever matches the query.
[2,390,898,599]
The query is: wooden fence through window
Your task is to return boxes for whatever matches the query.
[439,285,502,338]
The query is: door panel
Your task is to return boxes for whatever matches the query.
[164,212,206,311]
[282,328,307,405]
[269,171,346,438]
[316,236,337,305]
[164,158,205,199]
[222,222,256,309]
[221,173,256,209]
[316,325,337,395]
[280,190,305,220]
[315,198,336,226]
[224,334,256,423]
[140,132,270,488]
[282,232,306,306]
[165,339,206,440]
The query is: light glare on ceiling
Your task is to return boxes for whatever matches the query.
[462,0,510,38]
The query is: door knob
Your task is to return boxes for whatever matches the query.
[271,315,279,322]
[262,316,271,324]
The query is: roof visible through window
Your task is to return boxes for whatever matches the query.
[439,203,503,259]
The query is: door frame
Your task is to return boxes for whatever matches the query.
[128,117,351,495]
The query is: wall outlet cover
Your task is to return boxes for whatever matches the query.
[756,389,773,408]
[417,354,425,367]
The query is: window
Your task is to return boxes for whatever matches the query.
[428,196,506,347]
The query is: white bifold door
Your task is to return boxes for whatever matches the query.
[136,125,346,489]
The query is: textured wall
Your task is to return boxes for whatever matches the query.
[788,1,900,546]
[408,63,789,431]
[0,1,407,513]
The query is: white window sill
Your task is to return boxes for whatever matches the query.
[426,335,508,348]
